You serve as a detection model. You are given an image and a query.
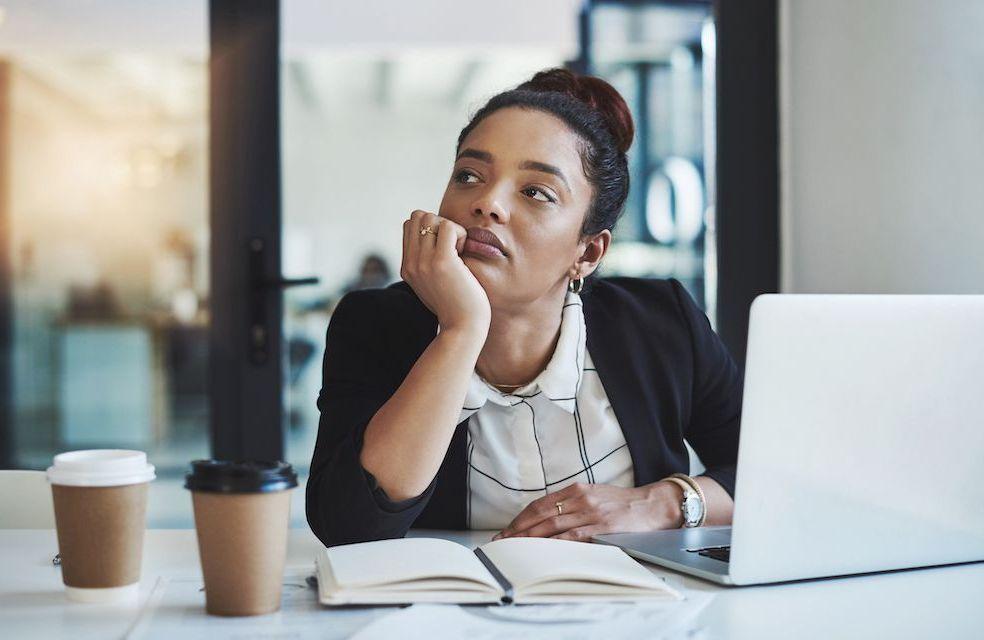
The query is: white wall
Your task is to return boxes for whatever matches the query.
[780,0,984,293]
[281,53,568,296]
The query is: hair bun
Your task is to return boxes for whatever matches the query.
[518,68,634,154]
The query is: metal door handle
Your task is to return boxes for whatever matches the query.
[259,276,320,289]
[247,238,319,364]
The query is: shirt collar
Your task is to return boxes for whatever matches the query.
[458,290,586,422]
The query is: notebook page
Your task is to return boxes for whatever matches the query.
[478,538,674,595]
[320,538,500,590]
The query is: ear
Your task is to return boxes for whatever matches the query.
[572,230,612,279]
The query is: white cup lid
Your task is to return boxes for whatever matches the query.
[47,450,156,487]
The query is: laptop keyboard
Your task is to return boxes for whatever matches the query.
[695,545,731,563]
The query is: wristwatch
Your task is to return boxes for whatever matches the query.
[663,476,706,528]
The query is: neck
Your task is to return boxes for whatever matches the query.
[476,284,568,391]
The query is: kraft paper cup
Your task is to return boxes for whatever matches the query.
[47,450,156,604]
[185,460,298,616]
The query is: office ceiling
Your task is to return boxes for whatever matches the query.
[0,1,706,120]
[0,0,581,55]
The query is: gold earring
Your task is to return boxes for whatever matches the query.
[568,275,584,294]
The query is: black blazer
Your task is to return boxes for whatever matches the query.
[306,277,742,548]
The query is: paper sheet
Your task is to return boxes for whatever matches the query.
[349,593,714,640]
[126,570,712,640]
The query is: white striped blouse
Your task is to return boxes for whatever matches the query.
[457,290,635,530]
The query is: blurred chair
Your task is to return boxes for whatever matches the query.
[0,470,56,528]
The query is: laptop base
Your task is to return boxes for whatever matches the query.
[593,526,734,585]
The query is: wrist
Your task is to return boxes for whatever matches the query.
[437,320,489,342]
[440,311,490,335]
[644,481,685,529]
[669,473,707,527]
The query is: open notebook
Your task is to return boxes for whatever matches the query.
[316,537,681,605]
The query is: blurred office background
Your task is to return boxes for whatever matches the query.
[0,0,715,526]
[0,0,981,527]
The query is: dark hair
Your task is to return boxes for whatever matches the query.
[455,68,634,237]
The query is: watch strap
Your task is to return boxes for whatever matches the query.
[662,477,700,527]
[670,473,707,526]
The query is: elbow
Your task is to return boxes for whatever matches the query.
[305,458,417,547]
[359,443,428,503]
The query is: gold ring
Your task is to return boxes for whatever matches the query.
[555,501,564,516]
[419,225,437,236]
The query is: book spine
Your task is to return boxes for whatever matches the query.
[473,548,514,605]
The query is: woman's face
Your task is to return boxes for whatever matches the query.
[438,107,609,308]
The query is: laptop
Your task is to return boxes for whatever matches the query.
[594,294,984,585]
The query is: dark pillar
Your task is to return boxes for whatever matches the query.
[209,1,284,460]
[714,0,780,368]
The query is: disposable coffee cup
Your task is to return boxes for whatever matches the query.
[46,449,156,604]
[185,460,298,616]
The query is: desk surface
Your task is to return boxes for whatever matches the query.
[1,528,982,639]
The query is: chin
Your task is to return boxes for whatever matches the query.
[463,258,502,293]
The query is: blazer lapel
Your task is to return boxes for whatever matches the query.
[583,294,664,486]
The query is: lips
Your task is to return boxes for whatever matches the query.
[464,226,507,257]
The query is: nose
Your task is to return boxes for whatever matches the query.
[470,186,509,223]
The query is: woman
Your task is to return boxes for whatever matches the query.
[307,68,741,548]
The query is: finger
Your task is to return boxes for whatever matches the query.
[517,483,582,522]
[500,501,555,538]
[501,484,589,537]
[518,512,598,539]
[401,218,413,280]
[408,209,436,240]
[414,209,440,231]
[550,524,605,543]
[405,211,429,276]
[420,215,444,248]
[433,219,459,258]
[505,494,594,538]
[514,482,586,528]
[443,217,468,255]
[412,211,440,270]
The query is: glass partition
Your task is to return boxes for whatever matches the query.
[588,2,716,318]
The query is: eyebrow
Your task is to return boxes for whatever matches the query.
[456,148,493,163]
[519,160,571,193]
[456,147,571,193]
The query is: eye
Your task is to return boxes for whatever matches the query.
[453,169,480,184]
[522,186,556,203]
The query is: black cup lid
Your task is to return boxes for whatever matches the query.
[184,460,297,493]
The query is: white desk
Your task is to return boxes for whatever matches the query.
[2,529,982,639]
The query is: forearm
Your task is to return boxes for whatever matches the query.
[695,475,733,526]
[359,325,486,501]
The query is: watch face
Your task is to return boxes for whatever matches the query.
[683,494,701,524]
